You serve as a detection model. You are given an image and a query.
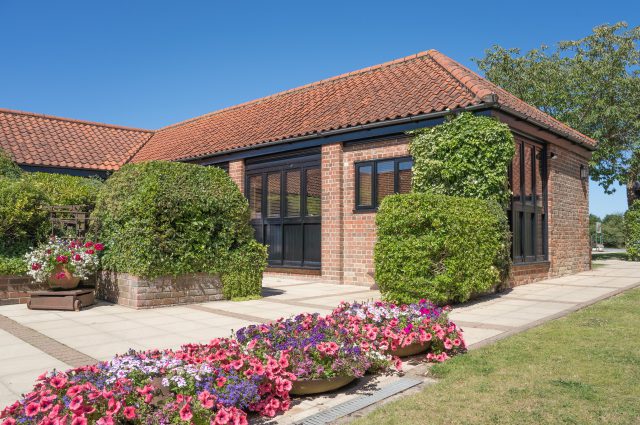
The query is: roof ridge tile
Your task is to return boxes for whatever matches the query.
[0,108,153,134]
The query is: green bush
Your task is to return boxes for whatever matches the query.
[24,172,102,207]
[0,172,102,261]
[625,201,640,260]
[0,149,23,179]
[410,113,515,206]
[91,161,267,298]
[0,177,48,256]
[374,193,511,304]
[0,255,26,275]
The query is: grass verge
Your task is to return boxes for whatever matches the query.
[353,288,640,424]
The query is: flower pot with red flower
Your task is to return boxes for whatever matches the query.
[236,313,380,396]
[25,238,102,290]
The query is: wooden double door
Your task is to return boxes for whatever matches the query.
[245,151,321,269]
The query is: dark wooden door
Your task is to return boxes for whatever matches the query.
[245,151,321,269]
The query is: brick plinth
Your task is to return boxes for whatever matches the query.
[0,275,48,305]
[96,271,224,309]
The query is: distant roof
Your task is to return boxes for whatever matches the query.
[132,49,597,163]
[0,108,153,171]
[0,50,597,171]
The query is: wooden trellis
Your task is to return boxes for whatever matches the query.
[46,205,91,239]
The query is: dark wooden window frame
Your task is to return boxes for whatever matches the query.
[245,151,321,269]
[509,138,549,264]
[354,156,413,211]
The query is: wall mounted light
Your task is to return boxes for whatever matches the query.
[549,152,558,160]
[580,164,589,181]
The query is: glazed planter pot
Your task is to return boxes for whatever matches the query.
[289,376,355,396]
[388,341,431,358]
[47,265,80,290]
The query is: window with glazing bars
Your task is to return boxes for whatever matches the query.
[509,139,548,263]
[355,157,413,210]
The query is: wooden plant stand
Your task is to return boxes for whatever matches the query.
[28,288,95,311]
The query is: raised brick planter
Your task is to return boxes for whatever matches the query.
[96,271,225,309]
[0,275,49,305]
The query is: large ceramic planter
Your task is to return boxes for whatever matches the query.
[48,265,80,290]
[289,376,355,396]
[388,341,431,358]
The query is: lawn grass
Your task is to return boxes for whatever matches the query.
[353,288,640,425]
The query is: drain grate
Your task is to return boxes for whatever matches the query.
[296,377,423,425]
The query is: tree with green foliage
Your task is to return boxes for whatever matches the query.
[410,112,515,206]
[601,213,626,248]
[625,201,640,260]
[474,22,640,206]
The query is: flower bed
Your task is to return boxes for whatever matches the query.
[1,300,466,424]
[332,300,466,362]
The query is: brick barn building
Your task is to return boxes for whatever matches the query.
[0,50,595,287]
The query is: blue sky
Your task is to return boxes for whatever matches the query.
[1,0,637,216]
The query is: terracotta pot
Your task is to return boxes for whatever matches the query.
[289,376,355,396]
[388,341,431,358]
[48,264,81,290]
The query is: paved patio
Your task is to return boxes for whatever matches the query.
[1,259,639,422]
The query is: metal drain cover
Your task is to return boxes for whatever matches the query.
[296,377,424,425]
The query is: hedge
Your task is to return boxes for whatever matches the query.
[0,255,26,275]
[24,172,102,208]
[374,193,511,304]
[0,170,102,261]
[625,201,640,261]
[0,177,49,256]
[0,149,22,179]
[410,113,515,206]
[90,161,267,298]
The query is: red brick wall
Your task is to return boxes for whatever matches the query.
[0,275,48,305]
[96,271,224,309]
[338,137,410,286]
[321,144,344,283]
[546,144,591,276]
[228,159,245,194]
[320,135,590,287]
[230,131,590,288]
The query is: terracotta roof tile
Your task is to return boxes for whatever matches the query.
[1,50,596,171]
[0,109,153,171]
[132,50,595,163]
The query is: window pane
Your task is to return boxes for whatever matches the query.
[398,160,412,194]
[248,175,262,220]
[267,173,281,218]
[376,160,395,204]
[535,146,544,208]
[513,211,523,259]
[512,141,521,203]
[306,168,321,216]
[286,171,301,217]
[524,145,533,204]
[536,213,546,258]
[357,165,373,207]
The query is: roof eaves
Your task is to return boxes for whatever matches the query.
[492,103,597,151]
[171,102,495,163]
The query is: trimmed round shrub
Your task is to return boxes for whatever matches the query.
[0,149,22,179]
[374,193,511,304]
[91,161,267,298]
[625,201,640,260]
[410,112,515,206]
